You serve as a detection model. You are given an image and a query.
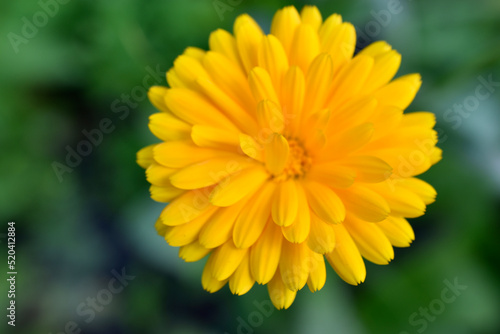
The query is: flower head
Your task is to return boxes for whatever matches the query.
[137,5,441,309]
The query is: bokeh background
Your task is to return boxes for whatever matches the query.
[1,0,499,333]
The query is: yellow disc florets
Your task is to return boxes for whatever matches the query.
[273,138,312,182]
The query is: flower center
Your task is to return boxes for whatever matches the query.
[274,138,312,182]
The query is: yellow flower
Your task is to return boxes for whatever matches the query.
[137,5,441,309]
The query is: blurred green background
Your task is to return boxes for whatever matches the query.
[1,0,499,333]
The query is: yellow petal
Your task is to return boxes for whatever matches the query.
[304,127,327,154]
[319,21,356,68]
[272,179,298,226]
[166,68,185,88]
[366,105,403,141]
[386,126,436,147]
[270,6,301,55]
[337,185,391,222]
[307,213,336,254]
[209,29,243,70]
[155,218,168,236]
[191,125,240,150]
[430,147,442,165]
[358,40,392,57]
[400,112,436,128]
[366,148,429,178]
[148,86,170,112]
[154,141,233,168]
[307,163,356,188]
[165,88,238,131]
[318,13,342,47]
[148,112,191,142]
[344,215,394,265]
[303,127,327,154]
[281,66,305,135]
[183,46,205,60]
[170,157,254,190]
[256,100,284,134]
[279,241,309,291]
[250,221,283,284]
[377,216,415,247]
[329,55,374,109]
[265,134,289,175]
[326,224,366,285]
[234,14,264,72]
[229,253,255,295]
[304,53,334,118]
[303,108,331,136]
[307,251,326,292]
[303,181,345,224]
[137,144,156,169]
[182,46,204,60]
[368,182,427,218]
[267,269,297,310]
[300,6,322,31]
[196,76,259,135]
[239,134,265,162]
[249,67,280,104]
[397,177,437,205]
[160,189,213,226]
[258,35,289,91]
[330,96,378,131]
[210,239,248,280]
[289,24,320,73]
[210,167,269,207]
[202,51,255,109]
[373,73,422,109]
[282,182,311,243]
[202,255,227,292]
[172,55,209,88]
[199,196,249,249]
[164,206,217,246]
[233,182,276,248]
[179,241,211,262]
[338,156,392,183]
[363,50,401,92]
[150,184,185,203]
[322,123,374,159]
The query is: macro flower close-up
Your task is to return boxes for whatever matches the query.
[138,5,441,309]
[5,0,500,332]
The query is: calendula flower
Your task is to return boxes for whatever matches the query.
[137,5,441,309]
